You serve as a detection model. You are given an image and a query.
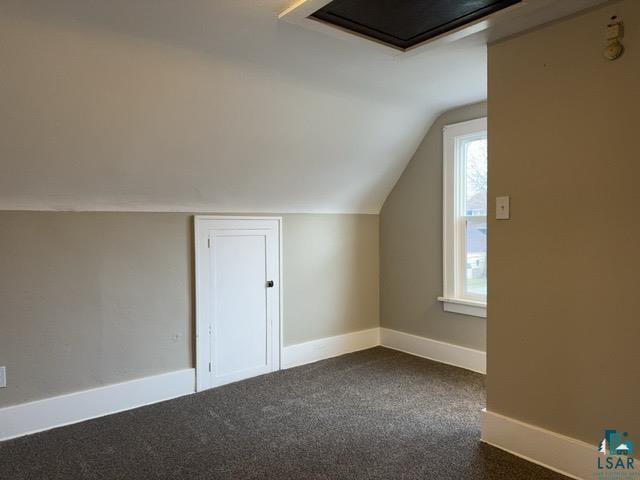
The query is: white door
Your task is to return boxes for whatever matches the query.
[195,217,281,390]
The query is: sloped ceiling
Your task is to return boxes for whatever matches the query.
[1,0,489,213]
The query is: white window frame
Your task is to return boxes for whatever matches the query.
[438,117,487,318]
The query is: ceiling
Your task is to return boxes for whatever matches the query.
[0,0,604,213]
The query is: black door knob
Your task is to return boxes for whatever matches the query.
[266,280,274,288]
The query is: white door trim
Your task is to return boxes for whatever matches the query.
[194,216,283,392]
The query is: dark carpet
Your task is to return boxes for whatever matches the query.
[0,347,568,479]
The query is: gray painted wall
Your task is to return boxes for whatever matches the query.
[380,102,487,351]
[0,212,379,407]
[487,0,638,445]
[283,214,379,345]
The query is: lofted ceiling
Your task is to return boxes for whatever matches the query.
[0,0,605,213]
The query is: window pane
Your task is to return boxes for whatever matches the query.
[465,218,487,296]
[463,138,487,216]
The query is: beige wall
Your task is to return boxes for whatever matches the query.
[283,214,379,345]
[0,212,379,407]
[380,102,487,351]
[487,0,639,445]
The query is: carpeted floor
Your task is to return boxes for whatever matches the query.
[0,347,568,479]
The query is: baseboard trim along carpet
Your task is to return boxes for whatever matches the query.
[281,328,380,368]
[380,328,486,374]
[0,368,195,442]
[1,330,485,442]
[481,409,607,480]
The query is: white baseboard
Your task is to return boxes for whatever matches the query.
[481,409,603,480]
[0,368,195,442]
[282,327,380,369]
[379,328,486,374]
[282,327,486,375]
[0,330,485,441]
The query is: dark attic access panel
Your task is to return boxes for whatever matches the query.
[311,0,522,50]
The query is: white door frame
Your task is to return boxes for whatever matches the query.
[194,215,283,392]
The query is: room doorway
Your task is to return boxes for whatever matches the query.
[194,216,282,391]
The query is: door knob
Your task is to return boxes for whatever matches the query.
[266,280,274,288]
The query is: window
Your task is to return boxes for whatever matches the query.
[439,117,487,318]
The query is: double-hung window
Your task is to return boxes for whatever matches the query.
[439,117,487,318]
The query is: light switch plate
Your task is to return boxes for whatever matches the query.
[496,196,510,220]
[0,367,6,388]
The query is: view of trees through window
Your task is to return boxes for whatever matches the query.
[463,138,487,297]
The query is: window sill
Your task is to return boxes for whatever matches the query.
[437,297,486,318]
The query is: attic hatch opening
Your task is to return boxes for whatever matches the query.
[310,0,523,51]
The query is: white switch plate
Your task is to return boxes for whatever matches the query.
[0,367,6,388]
[496,196,510,220]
